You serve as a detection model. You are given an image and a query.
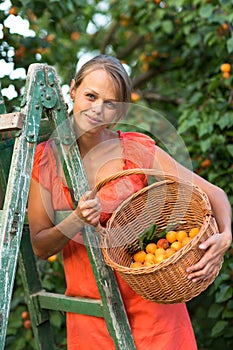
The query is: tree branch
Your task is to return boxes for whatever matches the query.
[117,35,145,59]
[100,21,118,54]
[142,90,185,105]
[132,69,158,88]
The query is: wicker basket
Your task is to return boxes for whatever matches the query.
[94,169,222,304]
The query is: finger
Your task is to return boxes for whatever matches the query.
[84,212,100,226]
[187,262,217,282]
[199,234,221,250]
[80,198,101,211]
[186,257,207,273]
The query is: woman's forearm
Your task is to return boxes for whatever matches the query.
[207,186,232,245]
[30,211,84,259]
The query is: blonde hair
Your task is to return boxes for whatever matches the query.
[73,55,132,103]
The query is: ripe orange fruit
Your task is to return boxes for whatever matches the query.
[171,241,182,251]
[201,158,211,168]
[152,50,159,57]
[189,227,200,238]
[155,254,165,264]
[120,15,130,27]
[176,230,188,242]
[133,250,147,263]
[71,31,80,41]
[166,231,177,243]
[145,253,156,263]
[220,63,231,73]
[46,34,55,43]
[139,53,147,62]
[146,243,157,254]
[23,320,31,329]
[131,261,143,268]
[21,311,29,320]
[141,62,149,72]
[181,237,192,247]
[223,71,230,79]
[155,248,165,256]
[131,92,140,102]
[9,6,17,15]
[165,248,176,258]
[157,238,169,249]
[48,254,57,263]
[222,22,229,31]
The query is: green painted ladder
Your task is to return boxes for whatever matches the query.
[0,65,136,349]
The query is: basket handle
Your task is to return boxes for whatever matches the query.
[90,168,185,198]
[89,168,212,237]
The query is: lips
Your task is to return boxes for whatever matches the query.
[84,113,103,124]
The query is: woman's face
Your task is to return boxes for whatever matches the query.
[70,69,119,134]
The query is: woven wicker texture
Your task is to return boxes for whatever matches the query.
[94,169,222,304]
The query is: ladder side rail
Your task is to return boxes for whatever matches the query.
[44,65,136,350]
[19,225,56,350]
[0,65,45,349]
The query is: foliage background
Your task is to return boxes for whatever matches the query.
[0,0,233,349]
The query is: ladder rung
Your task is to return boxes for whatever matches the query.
[35,291,104,317]
[0,112,24,132]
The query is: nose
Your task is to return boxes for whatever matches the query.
[92,100,104,115]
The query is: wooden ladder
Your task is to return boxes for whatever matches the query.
[0,64,136,349]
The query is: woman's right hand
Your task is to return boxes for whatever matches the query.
[75,191,101,227]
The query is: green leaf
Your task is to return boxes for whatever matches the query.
[139,223,157,250]
[208,303,224,318]
[186,33,200,48]
[14,337,26,350]
[200,137,212,152]
[211,320,228,337]
[162,20,174,34]
[199,4,214,18]
[198,121,214,137]
[189,92,203,104]
[158,229,166,238]
[227,35,233,53]
[215,285,233,303]
[222,308,233,319]
[178,110,199,134]
[226,144,233,157]
[50,311,63,328]
[216,113,233,130]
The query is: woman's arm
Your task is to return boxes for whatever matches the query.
[28,178,101,260]
[153,146,232,282]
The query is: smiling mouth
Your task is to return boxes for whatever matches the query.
[84,113,103,124]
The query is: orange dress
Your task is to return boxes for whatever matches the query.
[32,131,197,350]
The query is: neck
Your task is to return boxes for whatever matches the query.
[76,128,118,158]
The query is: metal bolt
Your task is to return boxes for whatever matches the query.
[35,105,40,109]
[45,95,51,100]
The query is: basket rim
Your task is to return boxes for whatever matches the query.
[105,177,212,231]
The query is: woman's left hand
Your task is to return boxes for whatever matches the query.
[186,231,232,282]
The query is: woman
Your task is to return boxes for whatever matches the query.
[28,55,232,349]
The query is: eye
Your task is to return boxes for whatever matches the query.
[86,93,96,100]
[105,101,117,110]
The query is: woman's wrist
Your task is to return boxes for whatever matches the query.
[56,210,84,238]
